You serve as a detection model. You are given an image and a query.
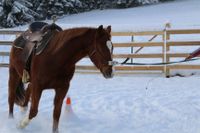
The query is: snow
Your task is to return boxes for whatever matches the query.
[1,68,200,133]
[1,0,200,133]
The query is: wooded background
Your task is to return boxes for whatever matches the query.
[0,0,173,28]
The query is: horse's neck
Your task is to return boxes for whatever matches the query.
[52,29,96,65]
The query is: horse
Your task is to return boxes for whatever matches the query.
[8,25,114,132]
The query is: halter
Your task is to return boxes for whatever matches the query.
[106,40,118,66]
[89,37,116,66]
[88,28,120,67]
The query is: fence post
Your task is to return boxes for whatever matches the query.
[131,35,134,63]
[163,23,171,77]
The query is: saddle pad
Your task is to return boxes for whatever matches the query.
[13,35,27,49]
[35,31,55,55]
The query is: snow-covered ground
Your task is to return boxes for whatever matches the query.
[1,68,200,133]
[1,0,200,133]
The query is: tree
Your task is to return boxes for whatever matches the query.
[63,0,83,14]
[115,0,159,8]
[36,0,83,19]
[0,2,4,27]
[138,0,159,5]
[0,0,40,28]
[0,0,175,28]
[159,0,174,2]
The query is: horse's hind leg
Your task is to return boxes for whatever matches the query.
[53,86,69,133]
[8,66,20,118]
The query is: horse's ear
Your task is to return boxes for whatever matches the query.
[98,25,103,33]
[107,25,111,33]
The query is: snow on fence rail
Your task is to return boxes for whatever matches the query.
[0,29,200,76]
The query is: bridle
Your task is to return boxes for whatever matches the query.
[106,41,118,66]
[89,31,117,67]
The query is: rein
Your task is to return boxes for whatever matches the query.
[111,57,200,66]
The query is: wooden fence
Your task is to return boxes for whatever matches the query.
[1,28,200,76]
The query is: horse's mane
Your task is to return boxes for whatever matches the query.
[50,27,96,52]
[60,27,96,42]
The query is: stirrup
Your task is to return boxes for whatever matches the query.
[22,69,30,83]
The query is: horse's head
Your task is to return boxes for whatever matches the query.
[88,25,114,79]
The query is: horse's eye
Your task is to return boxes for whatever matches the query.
[106,41,112,52]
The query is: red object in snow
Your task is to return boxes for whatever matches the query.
[185,47,200,60]
[66,97,71,105]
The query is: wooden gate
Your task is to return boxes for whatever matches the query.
[1,28,200,76]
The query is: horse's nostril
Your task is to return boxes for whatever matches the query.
[102,67,114,79]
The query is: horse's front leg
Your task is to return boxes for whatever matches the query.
[19,84,42,128]
[22,83,31,107]
[53,85,69,133]
[20,83,31,113]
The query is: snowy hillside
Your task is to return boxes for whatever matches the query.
[10,0,200,32]
[56,0,200,31]
[1,0,200,133]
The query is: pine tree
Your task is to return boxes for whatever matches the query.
[159,0,174,2]
[138,0,159,5]
[0,0,175,28]
[115,0,159,8]
[63,0,83,14]
[0,2,4,28]
[0,1,3,22]
[0,0,40,28]
[36,0,83,19]
[115,0,139,8]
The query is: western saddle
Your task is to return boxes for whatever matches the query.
[13,21,63,83]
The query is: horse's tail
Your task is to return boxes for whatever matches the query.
[15,81,25,106]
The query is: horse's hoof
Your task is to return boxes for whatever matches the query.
[53,127,59,133]
[53,129,59,133]
[18,116,30,129]
[9,113,14,118]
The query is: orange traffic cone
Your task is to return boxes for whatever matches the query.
[66,97,71,105]
[65,96,72,112]
[64,96,79,121]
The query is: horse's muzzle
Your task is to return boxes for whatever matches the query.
[103,72,114,79]
[102,66,114,79]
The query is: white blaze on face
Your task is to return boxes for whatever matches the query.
[106,41,115,78]
[106,41,113,53]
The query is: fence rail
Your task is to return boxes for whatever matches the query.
[1,28,200,76]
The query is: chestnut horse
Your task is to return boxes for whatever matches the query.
[8,25,114,132]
